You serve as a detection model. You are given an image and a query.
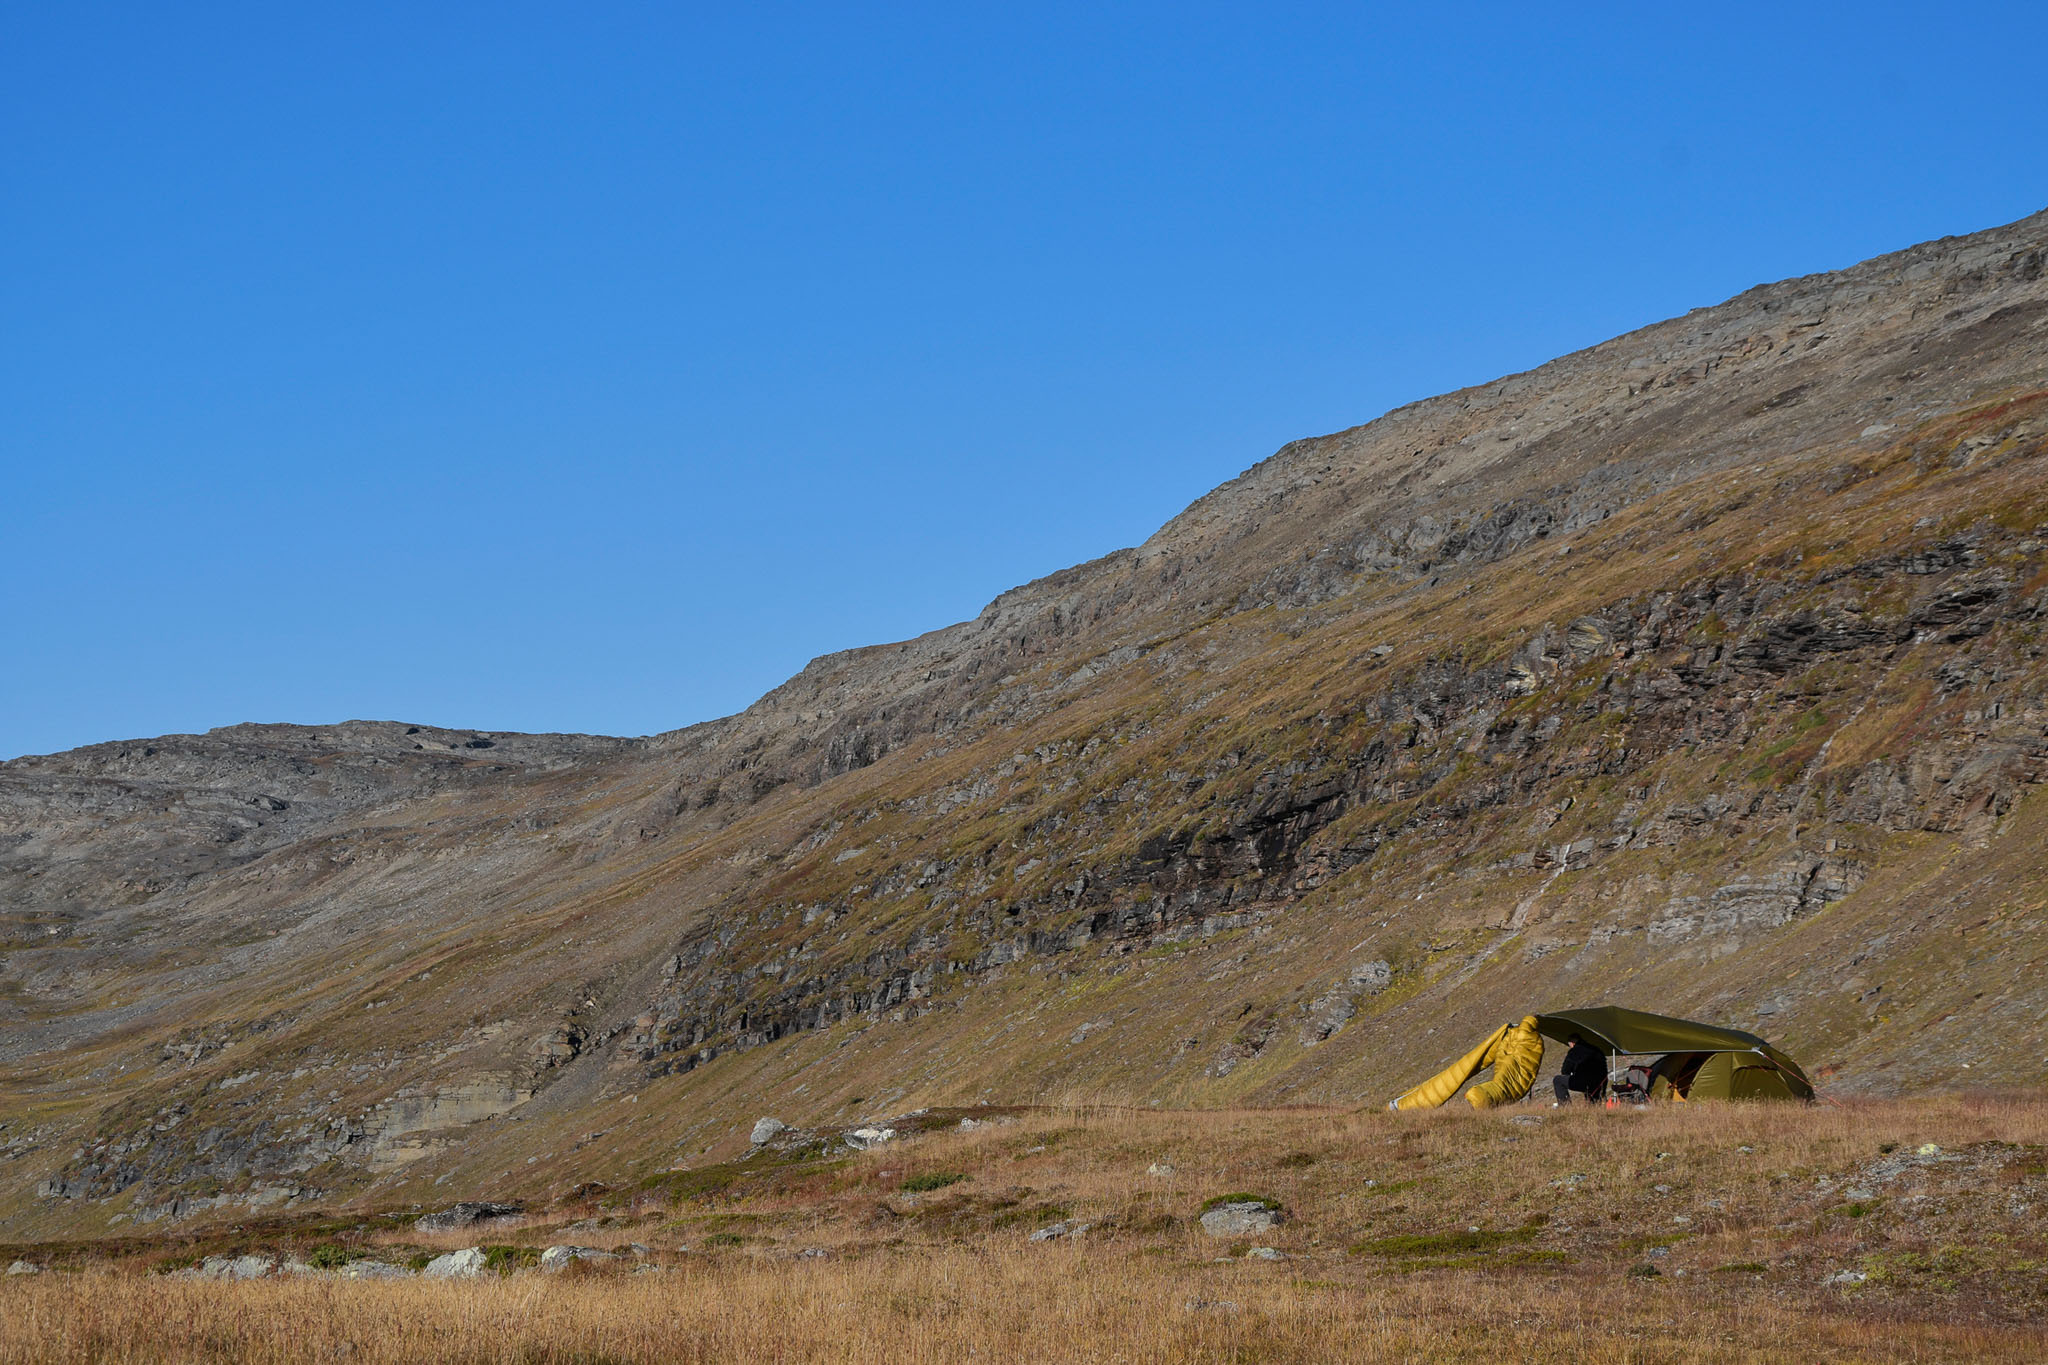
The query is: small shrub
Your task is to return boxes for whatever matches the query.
[900,1172,969,1193]
[481,1245,539,1276]
[306,1243,363,1270]
[1629,1262,1663,1279]
[405,1252,432,1272]
[704,1232,747,1248]
[1276,1152,1316,1169]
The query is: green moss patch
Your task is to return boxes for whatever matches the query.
[481,1244,540,1275]
[1200,1192,1283,1214]
[1350,1226,1539,1258]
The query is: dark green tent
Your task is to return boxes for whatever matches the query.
[1533,1005,1813,1102]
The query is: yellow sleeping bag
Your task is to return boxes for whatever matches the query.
[1389,1015,1545,1110]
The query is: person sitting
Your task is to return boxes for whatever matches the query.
[1551,1032,1606,1105]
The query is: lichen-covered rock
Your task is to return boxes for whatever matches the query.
[416,1201,521,1232]
[421,1247,487,1279]
[185,1254,277,1280]
[1199,1202,1282,1238]
[337,1260,415,1280]
[540,1245,620,1272]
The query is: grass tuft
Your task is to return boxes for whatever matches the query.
[1349,1226,1537,1258]
[1199,1192,1282,1214]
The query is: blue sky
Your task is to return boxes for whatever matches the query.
[7,4,2046,759]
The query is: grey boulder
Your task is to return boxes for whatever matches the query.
[1199,1202,1282,1237]
[186,1254,277,1280]
[421,1247,488,1278]
[416,1201,521,1232]
[337,1260,416,1280]
[540,1245,620,1272]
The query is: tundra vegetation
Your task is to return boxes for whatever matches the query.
[4,1097,2046,1362]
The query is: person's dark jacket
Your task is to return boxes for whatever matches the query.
[1560,1040,1606,1096]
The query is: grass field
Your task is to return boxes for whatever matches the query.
[4,1094,2045,1363]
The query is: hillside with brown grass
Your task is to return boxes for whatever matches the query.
[3,208,2047,1266]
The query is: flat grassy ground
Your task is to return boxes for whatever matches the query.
[4,1094,2045,1363]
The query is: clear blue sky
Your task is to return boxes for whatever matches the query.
[7,5,2046,759]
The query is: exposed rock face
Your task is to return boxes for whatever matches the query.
[416,1201,522,1232]
[1301,961,1394,1046]
[5,209,2048,1231]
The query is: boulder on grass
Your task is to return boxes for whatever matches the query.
[187,1254,277,1280]
[422,1247,487,1279]
[540,1245,620,1273]
[1198,1200,1283,1238]
[416,1201,521,1232]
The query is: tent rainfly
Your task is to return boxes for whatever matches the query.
[1389,1005,1813,1109]
[1532,1006,1813,1102]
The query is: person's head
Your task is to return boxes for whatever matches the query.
[1565,1033,1582,1046]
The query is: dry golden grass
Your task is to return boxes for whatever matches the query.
[5,1095,2045,1362]
[4,1247,2035,1365]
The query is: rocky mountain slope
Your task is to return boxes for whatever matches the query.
[4,208,2047,1236]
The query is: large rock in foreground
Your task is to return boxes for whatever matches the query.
[421,1248,487,1279]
